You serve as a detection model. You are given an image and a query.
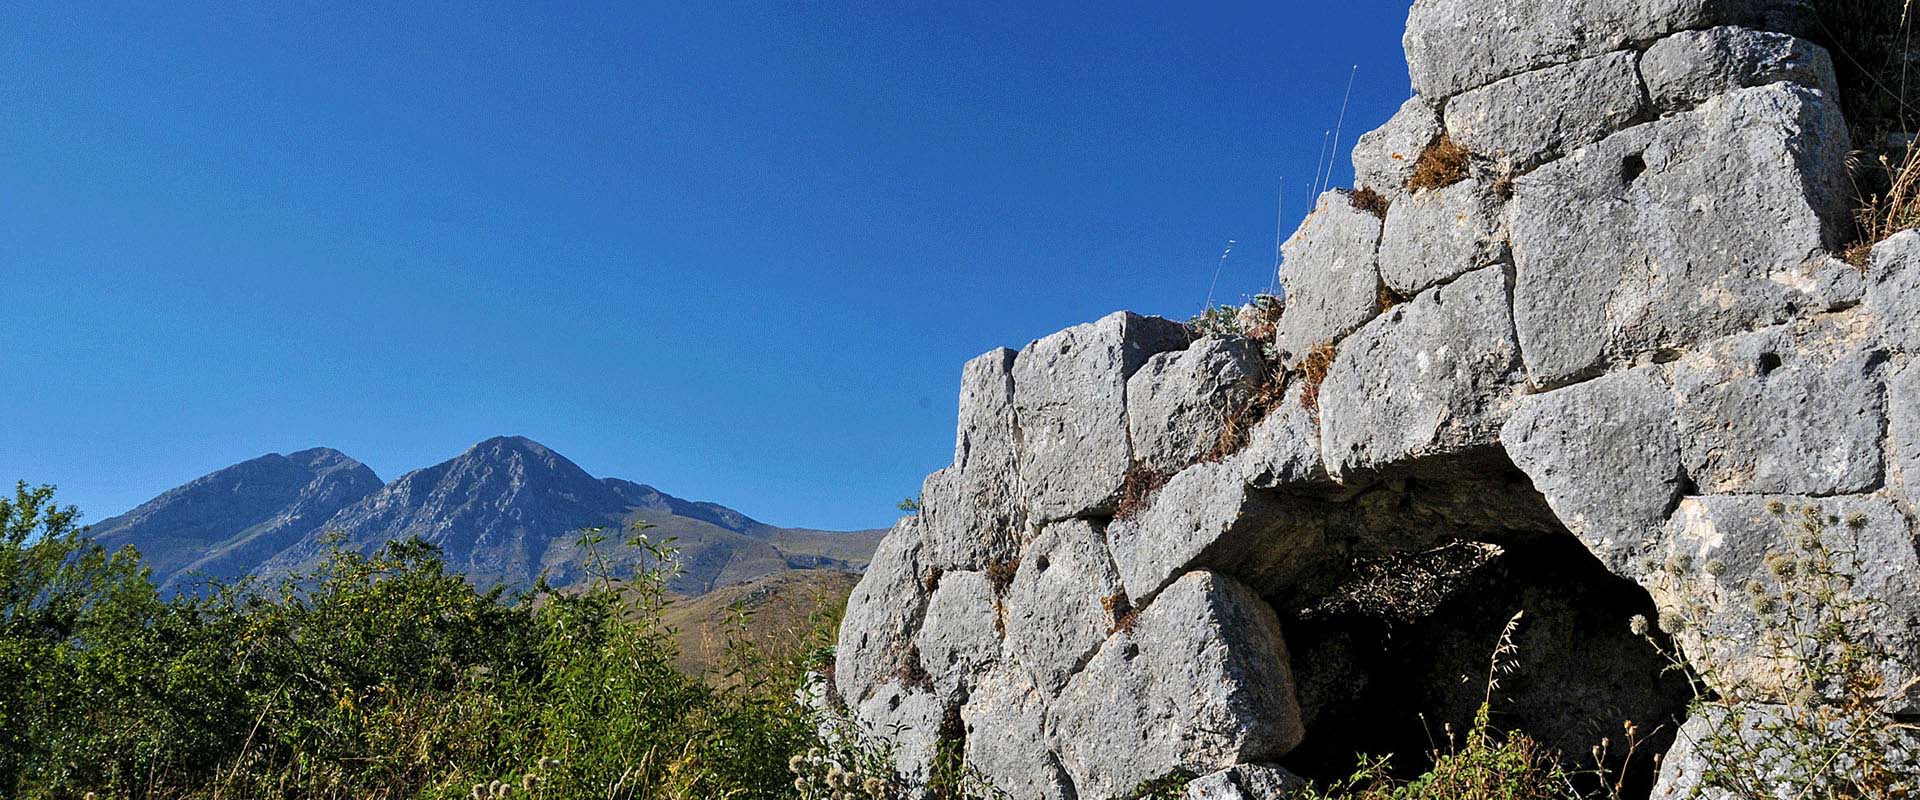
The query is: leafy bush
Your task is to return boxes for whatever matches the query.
[0,482,825,800]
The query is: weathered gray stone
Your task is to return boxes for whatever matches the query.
[1867,231,1920,352]
[1014,311,1192,522]
[1128,336,1268,475]
[1273,190,1383,367]
[1652,703,1920,799]
[1648,495,1920,714]
[853,680,948,791]
[1509,84,1853,387]
[1668,314,1884,496]
[1642,26,1838,112]
[1444,51,1648,171]
[835,518,931,706]
[1501,367,1684,573]
[1235,381,1327,490]
[961,665,1075,800]
[920,348,1025,571]
[1319,266,1523,481]
[913,570,1000,697]
[1889,358,1920,504]
[1378,178,1510,297]
[1352,97,1443,201]
[1106,461,1324,604]
[1049,571,1304,800]
[1183,764,1307,800]
[1003,519,1126,695]
[1403,0,1813,98]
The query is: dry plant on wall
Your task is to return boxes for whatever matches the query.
[1407,134,1470,193]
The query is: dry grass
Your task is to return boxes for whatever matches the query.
[1114,462,1170,520]
[1203,371,1291,463]
[1298,342,1339,416]
[1350,186,1391,219]
[1378,280,1408,313]
[1408,134,1470,193]
[1848,144,1920,268]
[984,557,1019,593]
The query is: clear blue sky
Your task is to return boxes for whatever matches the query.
[3,2,1412,531]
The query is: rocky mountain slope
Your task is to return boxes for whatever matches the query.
[831,2,1920,798]
[93,436,882,596]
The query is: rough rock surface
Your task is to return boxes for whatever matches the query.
[962,665,1075,800]
[1443,50,1648,170]
[1667,315,1884,496]
[832,3,1902,796]
[1501,367,1683,572]
[1377,178,1509,297]
[1352,97,1442,201]
[1014,312,1191,523]
[1509,84,1852,387]
[1641,26,1837,112]
[1273,190,1383,367]
[1652,703,1920,798]
[1003,519,1126,695]
[920,348,1024,571]
[1128,337,1267,475]
[1403,0,1812,98]
[1318,266,1523,480]
[1648,495,1920,714]
[1183,764,1307,800]
[914,570,1000,697]
[1048,571,1302,800]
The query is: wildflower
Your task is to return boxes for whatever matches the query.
[1766,499,1787,516]
[1766,552,1798,581]
[522,773,538,792]
[863,777,888,796]
[1629,614,1650,636]
[473,784,488,800]
[1705,559,1727,576]
[788,753,808,773]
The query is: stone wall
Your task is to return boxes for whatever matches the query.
[831,1,1920,797]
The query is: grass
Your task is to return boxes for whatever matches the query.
[1350,186,1391,219]
[1298,341,1339,416]
[1407,135,1469,194]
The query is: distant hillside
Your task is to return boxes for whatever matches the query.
[91,436,884,596]
[662,569,858,678]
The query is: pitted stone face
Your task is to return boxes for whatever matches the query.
[831,4,1916,797]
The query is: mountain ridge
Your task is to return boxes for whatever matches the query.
[91,436,883,596]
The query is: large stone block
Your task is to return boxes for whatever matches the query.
[961,665,1075,800]
[1106,461,1325,604]
[1013,311,1191,522]
[1003,519,1126,695]
[1444,50,1648,171]
[1509,84,1853,387]
[1273,190,1384,367]
[1648,495,1920,714]
[853,680,948,792]
[1641,26,1838,112]
[920,348,1025,571]
[1668,315,1884,496]
[1403,0,1813,99]
[1049,571,1304,800]
[1652,703,1920,799]
[914,570,1000,698]
[1352,97,1443,202]
[1319,266,1524,481]
[1128,336,1268,475]
[1867,231,1920,353]
[1235,381,1328,491]
[835,518,932,706]
[1183,764,1308,800]
[1378,178,1509,297]
[1501,367,1685,573]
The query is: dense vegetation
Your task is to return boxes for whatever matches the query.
[9,478,1915,800]
[1,481,827,800]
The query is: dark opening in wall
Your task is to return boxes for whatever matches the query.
[1262,452,1692,798]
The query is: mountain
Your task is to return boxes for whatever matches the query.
[93,436,884,596]
[92,448,384,593]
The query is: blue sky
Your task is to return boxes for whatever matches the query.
[3,2,1412,531]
